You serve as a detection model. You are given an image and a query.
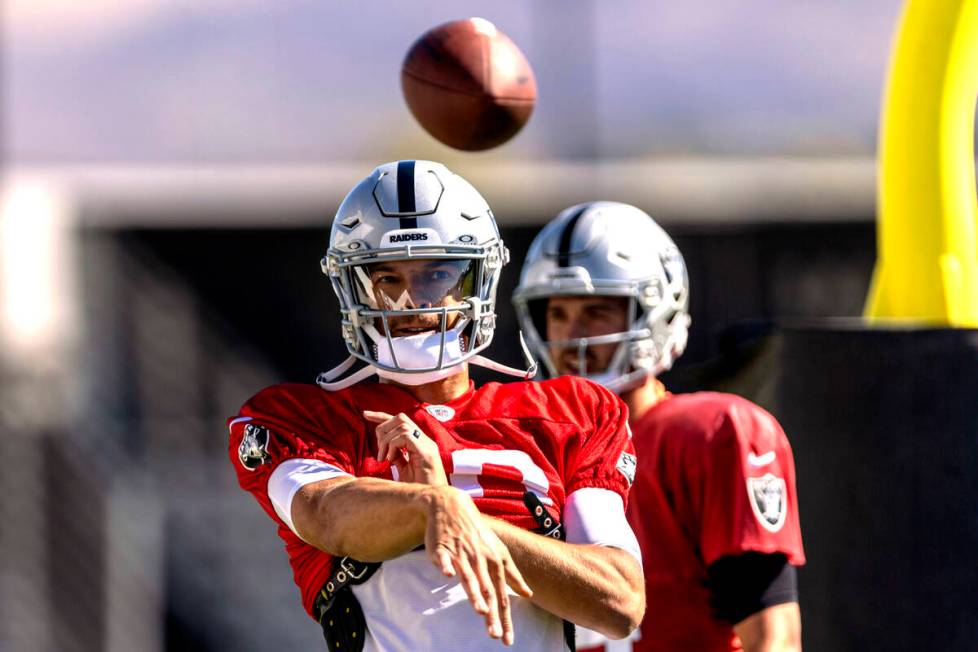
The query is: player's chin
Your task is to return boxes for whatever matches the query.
[555,363,584,378]
[555,357,605,378]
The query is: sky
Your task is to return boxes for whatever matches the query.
[3,0,904,163]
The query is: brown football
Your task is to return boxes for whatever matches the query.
[401,18,537,151]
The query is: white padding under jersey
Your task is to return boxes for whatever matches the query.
[352,549,565,652]
[565,487,642,566]
[267,458,351,538]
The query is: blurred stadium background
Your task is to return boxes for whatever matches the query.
[3,1,973,651]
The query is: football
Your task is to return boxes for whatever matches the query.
[401,17,537,151]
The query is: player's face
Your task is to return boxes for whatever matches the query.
[362,259,474,336]
[545,295,630,375]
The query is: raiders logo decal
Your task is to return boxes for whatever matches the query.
[747,473,787,532]
[616,452,637,486]
[238,423,271,471]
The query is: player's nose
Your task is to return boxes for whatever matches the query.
[566,316,590,340]
[403,280,439,309]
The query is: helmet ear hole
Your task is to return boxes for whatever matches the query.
[630,296,648,327]
[527,299,549,342]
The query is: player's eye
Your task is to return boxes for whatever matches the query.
[547,307,567,322]
[427,269,452,282]
[370,269,400,282]
[588,305,616,320]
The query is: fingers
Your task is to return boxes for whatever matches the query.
[503,556,533,599]
[475,554,503,641]
[381,432,409,463]
[494,563,514,646]
[381,432,425,463]
[370,412,437,468]
[368,411,399,461]
[374,413,403,461]
[454,554,490,616]
[429,540,509,642]
[423,490,517,644]
[362,410,393,423]
[379,427,419,464]
[365,411,419,462]
[483,546,525,645]
[433,545,455,577]
[452,544,514,642]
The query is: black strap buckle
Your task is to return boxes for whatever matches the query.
[523,491,566,540]
[340,557,373,581]
[314,557,380,622]
[314,557,381,652]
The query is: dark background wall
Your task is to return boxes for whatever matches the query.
[776,327,978,650]
[114,221,877,384]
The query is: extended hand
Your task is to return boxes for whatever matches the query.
[363,411,447,486]
[424,485,534,646]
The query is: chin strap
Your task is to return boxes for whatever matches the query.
[319,354,357,381]
[470,330,538,379]
[598,367,651,393]
[469,355,537,379]
[316,357,377,391]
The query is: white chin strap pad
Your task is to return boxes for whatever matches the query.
[375,329,464,371]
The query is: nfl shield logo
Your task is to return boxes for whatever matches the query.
[747,473,787,532]
[426,405,456,422]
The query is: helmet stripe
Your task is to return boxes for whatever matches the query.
[557,204,589,267]
[396,160,419,228]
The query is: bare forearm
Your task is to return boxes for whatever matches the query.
[488,518,644,639]
[293,477,431,561]
[734,603,802,652]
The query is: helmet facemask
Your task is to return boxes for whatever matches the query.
[325,242,505,384]
[519,290,671,393]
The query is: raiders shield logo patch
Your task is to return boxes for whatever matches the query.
[747,473,787,532]
[616,452,637,486]
[238,423,271,471]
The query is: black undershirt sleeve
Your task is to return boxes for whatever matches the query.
[706,552,798,625]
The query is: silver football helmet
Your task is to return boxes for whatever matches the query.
[319,160,534,389]
[513,201,690,392]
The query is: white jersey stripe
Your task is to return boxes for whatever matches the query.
[565,487,642,565]
[267,458,351,540]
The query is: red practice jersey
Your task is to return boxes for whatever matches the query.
[581,390,805,652]
[227,376,635,650]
